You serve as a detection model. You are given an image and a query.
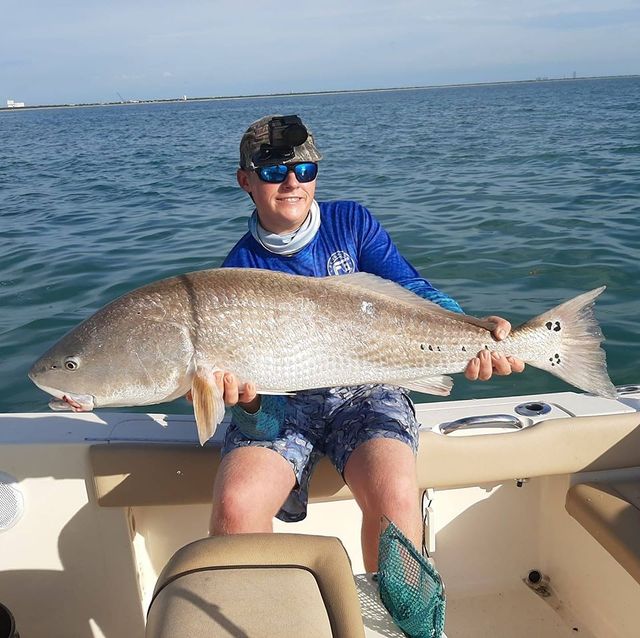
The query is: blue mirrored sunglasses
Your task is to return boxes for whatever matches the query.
[255,162,318,184]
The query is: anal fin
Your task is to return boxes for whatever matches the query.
[191,366,226,445]
[393,375,454,396]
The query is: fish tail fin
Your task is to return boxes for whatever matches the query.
[519,286,617,399]
[191,367,226,445]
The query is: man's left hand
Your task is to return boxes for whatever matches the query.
[464,316,526,381]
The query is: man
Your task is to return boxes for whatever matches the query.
[208,114,524,571]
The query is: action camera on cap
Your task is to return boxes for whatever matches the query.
[254,115,309,164]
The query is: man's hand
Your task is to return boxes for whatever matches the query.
[186,372,260,413]
[464,316,525,381]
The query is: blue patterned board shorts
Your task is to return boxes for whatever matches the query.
[222,384,419,522]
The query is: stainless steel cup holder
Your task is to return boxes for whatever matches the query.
[515,402,552,417]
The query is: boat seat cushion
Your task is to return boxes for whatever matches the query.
[146,533,365,638]
[565,481,640,584]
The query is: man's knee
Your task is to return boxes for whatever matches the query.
[345,438,419,514]
[211,486,269,534]
[368,473,420,517]
[210,447,295,534]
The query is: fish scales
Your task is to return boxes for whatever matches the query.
[169,269,451,390]
[177,270,485,389]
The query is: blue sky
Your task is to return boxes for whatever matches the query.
[2,1,639,105]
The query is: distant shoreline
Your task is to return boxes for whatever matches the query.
[2,74,639,112]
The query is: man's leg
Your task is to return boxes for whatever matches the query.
[210,446,296,535]
[344,437,422,573]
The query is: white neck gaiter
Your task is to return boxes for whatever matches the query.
[249,200,321,256]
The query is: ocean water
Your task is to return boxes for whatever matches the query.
[1,77,639,414]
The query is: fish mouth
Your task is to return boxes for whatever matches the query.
[48,394,95,412]
[29,377,95,412]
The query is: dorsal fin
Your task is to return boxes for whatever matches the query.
[324,272,496,331]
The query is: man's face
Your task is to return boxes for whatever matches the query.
[237,165,316,235]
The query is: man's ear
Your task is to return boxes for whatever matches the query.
[237,168,251,193]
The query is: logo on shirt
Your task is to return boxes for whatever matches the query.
[327,251,355,276]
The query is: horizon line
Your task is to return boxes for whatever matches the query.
[2,73,639,112]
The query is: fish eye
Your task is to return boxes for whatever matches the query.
[64,357,80,371]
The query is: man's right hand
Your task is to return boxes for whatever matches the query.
[186,372,260,413]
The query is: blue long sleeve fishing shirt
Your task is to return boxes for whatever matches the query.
[223,200,462,313]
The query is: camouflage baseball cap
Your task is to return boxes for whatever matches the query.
[239,114,322,169]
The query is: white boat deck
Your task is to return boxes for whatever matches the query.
[445,587,593,638]
[356,574,416,637]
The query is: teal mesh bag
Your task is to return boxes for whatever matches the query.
[377,520,446,638]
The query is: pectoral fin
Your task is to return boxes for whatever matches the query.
[191,367,226,445]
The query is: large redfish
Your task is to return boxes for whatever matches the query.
[29,268,616,444]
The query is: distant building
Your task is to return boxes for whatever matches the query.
[7,99,25,108]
